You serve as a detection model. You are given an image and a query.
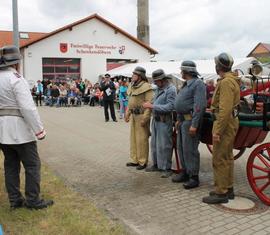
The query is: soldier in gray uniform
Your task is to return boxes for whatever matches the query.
[172,61,207,189]
[143,69,176,178]
[0,45,53,209]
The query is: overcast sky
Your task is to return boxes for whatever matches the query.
[1,0,270,60]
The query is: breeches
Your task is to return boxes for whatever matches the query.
[130,114,150,166]
[212,118,239,194]
[178,120,200,176]
[151,120,173,170]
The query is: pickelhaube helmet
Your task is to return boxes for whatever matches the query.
[132,66,146,79]
[180,60,200,75]
[214,52,234,70]
[152,69,170,81]
[0,45,21,68]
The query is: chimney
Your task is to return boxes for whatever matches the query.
[137,0,149,45]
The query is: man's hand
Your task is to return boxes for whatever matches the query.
[175,121,180,134]
[36,130,46,140]
[213,133,221,142]
[140,120,146,127]
[189,126,197,137]
[125,116,130,123]
[142,102,153,109]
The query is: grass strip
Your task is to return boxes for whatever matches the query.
[0,153,126,235]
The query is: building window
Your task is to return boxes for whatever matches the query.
[43,67,54,73]
[19,32,29,39]
[42,58,81,81]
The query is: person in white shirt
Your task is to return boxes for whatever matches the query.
[0,45,53,210]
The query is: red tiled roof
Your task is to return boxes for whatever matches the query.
[262,43,270,52]
[247,42,270,57]
[0,31,47,47]
[20,13,158,55]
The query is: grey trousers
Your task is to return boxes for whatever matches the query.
[0,141,41,205]
[151,120,173,170]
[178,120,200,176]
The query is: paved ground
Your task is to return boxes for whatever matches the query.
[38,106,270,235]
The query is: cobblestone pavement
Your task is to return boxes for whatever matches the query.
[38,106,270,235]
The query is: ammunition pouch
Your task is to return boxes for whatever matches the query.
[130,107,144,115]
[178,113,192,121]
[154,116,161,121]
[183,114,192,121]
[154,114,172,122]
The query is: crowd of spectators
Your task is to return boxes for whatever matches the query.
[32,78,103,107]
[31,77,129,114]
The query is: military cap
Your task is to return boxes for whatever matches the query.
[0,45,21,68]
[152,69,170,81]
[132,66,146,79]
[215,52,234,70]
[180,60,200,75]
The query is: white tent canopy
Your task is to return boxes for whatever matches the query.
[107,57,269,81]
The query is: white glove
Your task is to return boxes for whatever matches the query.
[36,130,46,140]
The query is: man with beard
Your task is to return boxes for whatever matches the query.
[125,66,154,170]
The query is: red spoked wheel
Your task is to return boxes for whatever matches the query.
[206,144,246,160]
[247,143,270,205]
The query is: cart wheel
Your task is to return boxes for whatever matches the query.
[247,143,270,205]
[206,144,246,160]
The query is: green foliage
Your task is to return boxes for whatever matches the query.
[257,57,270,64]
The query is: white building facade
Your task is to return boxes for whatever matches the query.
[21,14,157,85]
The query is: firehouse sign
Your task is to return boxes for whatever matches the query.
[59,43,126,55]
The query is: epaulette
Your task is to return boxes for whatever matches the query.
[13,72,21,78]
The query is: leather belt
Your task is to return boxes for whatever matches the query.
[0,109,23,117]
[212,109,239,121]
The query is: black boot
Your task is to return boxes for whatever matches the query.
[209,187,235,200]
[10,198,25,210]
[202,193,229,204]
[171,171,189,183]
[25,199,54,210]
[136,164,147,170]
[126,162,139,167]
[160,170,173,178]
[145,164,159,172]
[183,175,199,189]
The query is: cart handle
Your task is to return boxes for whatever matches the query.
[239,120,263,127]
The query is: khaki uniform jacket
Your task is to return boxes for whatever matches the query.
[211,72,240,136]
[127,81,154,124]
